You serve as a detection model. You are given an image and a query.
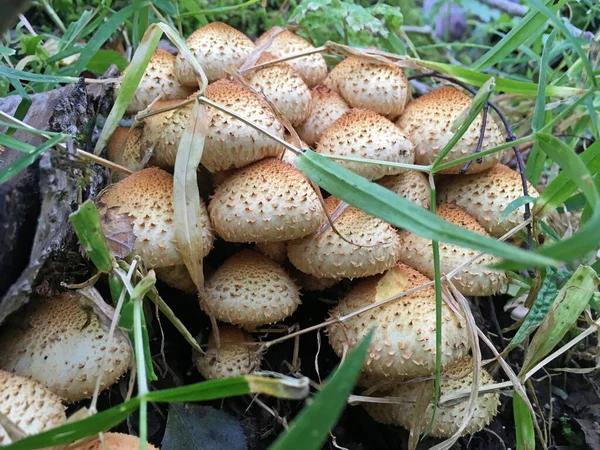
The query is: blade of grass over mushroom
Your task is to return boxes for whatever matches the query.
[520,265,599,375]
[501,196,538,221]
[296,150,557,268]
[270,330,374,450]
[513,394,536,450]
[69,200,116,273]
[173,100,207,291]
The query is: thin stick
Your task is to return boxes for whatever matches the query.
[460,103,488,174]
[238,46,327,74]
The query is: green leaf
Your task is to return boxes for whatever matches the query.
[0,64,79,84]
[513,394,536,450]
[501,196,538,221]
[520,265,599,375]
[0,134,36,153]
[86,49,129,73]
[296,150,558,269]
[69,201,116,273]
[269,329,374,450]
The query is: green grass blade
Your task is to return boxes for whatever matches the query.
[269,330,374,450]
[296,150,558,268]
[513,394,536,450]
[177,0,262,18]
[0,134,36,153]
[501,196,538,221]
[0,65,79,84]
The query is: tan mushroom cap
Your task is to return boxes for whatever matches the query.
[317,109,414,180]
[255,241,288,265]
[289,267,339,292]
[0,292,132,403]
[398,204,507,296]
[0,370,66,445]
[106,127,148,179]
[438,164,539,238]
[255,29,327,87]
[326,56,411,120]
[123,48,193,113]
[378,171,431,210]
[364,356,500,438]
[98,167,214,269]
[327,263,469,378]
[295,85,350,147]
[209,158,322,243]
[194,325,260,380]
[154,265,197,294]
[287,197,402,279]
[248,53,312,127]
[397,86,505,174]
[201,79,286,172]
[201,250,301,330]
[175,22,255,86]
[78,433,159,450]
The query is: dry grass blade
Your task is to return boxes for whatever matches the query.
[323,41,423,70]
[239,26,287,72]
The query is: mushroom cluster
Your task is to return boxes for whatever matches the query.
[93,21,535,439]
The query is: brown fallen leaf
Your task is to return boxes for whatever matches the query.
[99,206,135,259]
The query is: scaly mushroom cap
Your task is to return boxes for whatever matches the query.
[438,164,539,237]
[327,263,469,378]
[255,29,327,87]
[398,204,507,296]
[201,80,286,172]
[98,167,214,268]
[201,250,301,330]
[123,49,193,113]
[79,433,159,450]
[287,197,402,279]
[175,22,255,86]
[143,99,193,169]
[326,56,411,120]
[378,171,431,210]
[154,265,197,294]
[295,85,350,147]
[209,158,322,242]
[106,127,148,181]
[316,109,414,180]
[0,370,66,445]
[0,292,132,403]
[289,267,339,292]
[194,325,260,379]
[255,241,288,264]
[248,53,312,127]
[396,86,504,174]
[364,356,500,438]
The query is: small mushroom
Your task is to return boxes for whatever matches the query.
[0,292,132,403]
[295,85,350,147]
[248,52,312,127]
[154,265,198,294]
[326,56,411,120]
[255,29,327,87]
[288,197,402,279]
[289,267,339,292]
[122,48,193,113]
[316,109,414,180]
[209,158,322,243]
[398,203,507,296]
[201,250,301,330]
[98,167,214,270]
[438,163,539,238]
[396,86,504,174]
[255,241,288,265]
[175,22,255,86]
[79,433,159,450]
[193,325,260,379]
[106,126,148,179]
[378,171,431,210]
[0,370,66,445]
[327,263,469,378]
[364,356,500,438]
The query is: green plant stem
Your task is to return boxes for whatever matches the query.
[40,0,67,33]
[133,295,148,450]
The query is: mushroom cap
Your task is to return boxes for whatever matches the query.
[327,57,411,120]
[287,197,402,279]
[378,171,431,210]
[0,370,66,445]
[0,292,132,403]
[201,250,301,330]
[255,241,288,264]
[106,127,148,179]
[98,167,214,268]
[316,109,414,180]
[193,325,260,379]
[78,433,159,450]
[396,86,505,174]
[175,22,255,86]
[248,56,312,127]
[255,29,327,87]
[123,48,193,113]
[295,85,350,147]
[398,204,507,296]
[154,265,198,294]
[327,263,469,378]
[289,267,339,292]
[209,158,323,243]
[364,356,500,438]
[438,164,539,237]
[201,79,286,172]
